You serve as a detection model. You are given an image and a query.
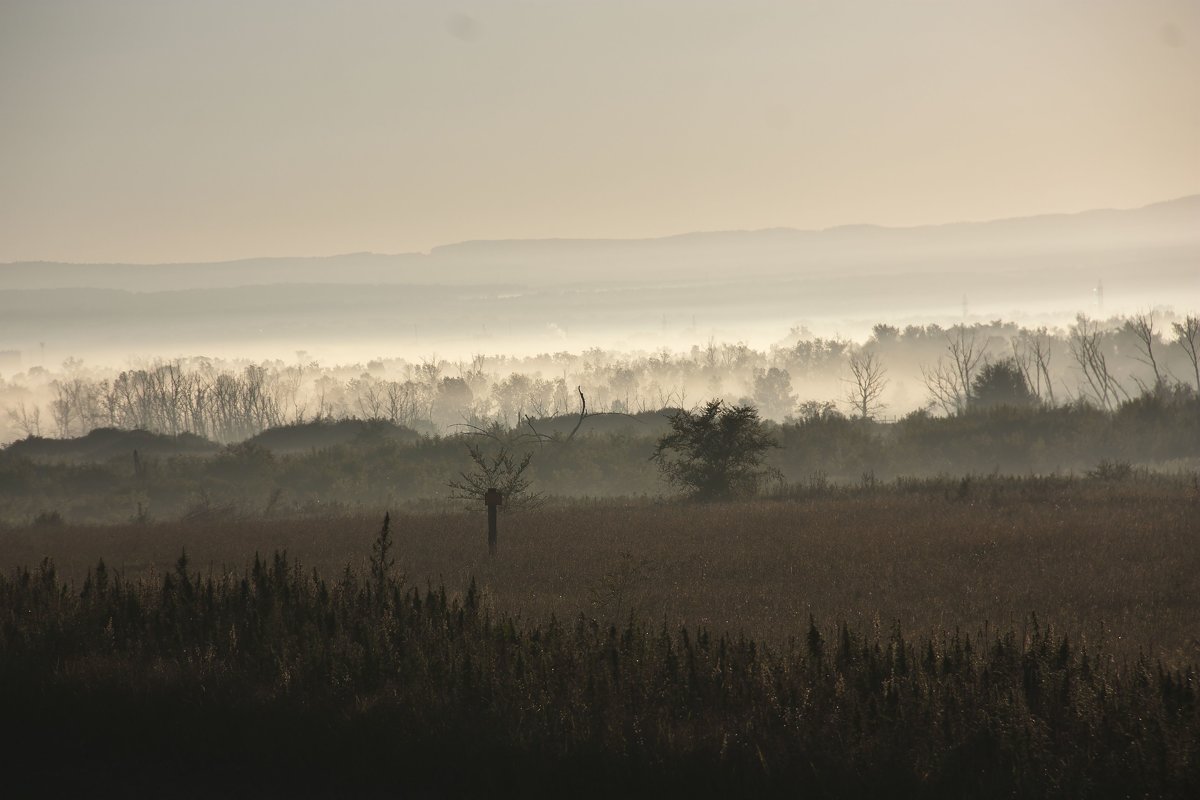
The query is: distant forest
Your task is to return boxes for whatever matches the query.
[3,312,1197,444]
[2,312,1198,524]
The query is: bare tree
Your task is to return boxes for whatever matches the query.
[921,360,963,416]
[1173,314,1200,392]
[1069,315,1128,410]
[50,378,103,437]
[455,354,489,397]
[946,327,986,400]
[7,401,42,437]
[49,383,75,438]
[447,444,542,510]
[273,361,306,424]
[1124,311,1164,391]
[920,328,985,415]
[1011,327,1054,405]
[383,380,418,426]
[351,375,386,420]
[844,351,888,419]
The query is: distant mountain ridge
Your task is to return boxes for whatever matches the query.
[433,193,1200,250]
[2,195,1198,292]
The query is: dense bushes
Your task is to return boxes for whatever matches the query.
[0,393,1197,523]
[774,395,1200,480]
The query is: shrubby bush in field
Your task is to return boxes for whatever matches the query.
[653,400,778,500]
[971,357,1036,409]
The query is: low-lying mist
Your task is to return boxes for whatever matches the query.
[3,311,1198,447]
[2,194,1197,368]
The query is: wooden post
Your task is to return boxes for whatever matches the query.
[484,487,503,555]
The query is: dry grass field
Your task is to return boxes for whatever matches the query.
[6,474,1197,662]
[3,473,1198,797]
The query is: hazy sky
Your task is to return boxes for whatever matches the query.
[2,0,1198,263]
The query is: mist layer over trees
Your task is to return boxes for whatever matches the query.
[2,311,1197,526]
[4,312,1197,445]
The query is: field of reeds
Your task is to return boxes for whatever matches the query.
[1,474,1198,796]
[4,474,1198,655]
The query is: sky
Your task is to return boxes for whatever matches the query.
[1,0,1198,264]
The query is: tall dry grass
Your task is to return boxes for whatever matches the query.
[4,474,1196,661]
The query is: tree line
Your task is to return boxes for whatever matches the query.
[3,312,1197,444]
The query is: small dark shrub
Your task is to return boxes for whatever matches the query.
[1087,459,1133,481]
[31,510,63,527]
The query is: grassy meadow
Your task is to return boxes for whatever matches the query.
[5,474,1197,660]
[3,474,1199,796]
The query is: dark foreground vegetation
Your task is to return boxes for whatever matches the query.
[2,478,1198,797]
[3,545,1197,797]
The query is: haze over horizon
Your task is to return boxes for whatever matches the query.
[3,0,1198,264]
[4,191,1199,266]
